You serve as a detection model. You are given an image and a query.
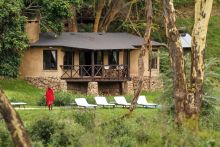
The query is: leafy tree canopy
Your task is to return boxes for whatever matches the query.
[0,0,71,77]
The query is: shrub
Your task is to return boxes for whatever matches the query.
[37,95,46,106]
[37,91,74,106]
[29,116,56,145]
[53,91,73,106]
[51,122,85,147]
[73,110,96,129]
[0,125,13,147]
[0,51,22,78]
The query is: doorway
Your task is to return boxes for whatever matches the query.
[80,51,92,76]
[79,51,103,76]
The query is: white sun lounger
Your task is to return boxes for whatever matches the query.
[75,98,97,108]
[11,102,27,108]
[114,96,131,107]
[94,96,115,108]
[137,95,158,108]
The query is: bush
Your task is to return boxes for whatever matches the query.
[73,110,96,129]
[53,91,73,106]
[37,91,74,106]
[29,116,56,145]
[0,51,22,78]
[37,95,46,106]
[0,125,13,147]
[51,122,85,147]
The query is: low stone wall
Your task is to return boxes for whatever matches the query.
[24,76,67,91]
[67,82,87,94]
[87,82,99,95]
[98,82,122,95]
[132,76,163,92]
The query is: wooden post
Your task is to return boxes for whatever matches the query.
[127,50,130,78]
[92,51,95,78]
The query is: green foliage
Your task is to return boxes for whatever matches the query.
[53,91,73,106]
[173,0,193,6]
[0,51,22,77]
[0,124,13,147]
[38,0,71,33]
[0,0,28,77]
[29,116,56,145]
[73,110,96,129]
[37,91,75,106]
[51,122,85,147]
[0,0,71,77]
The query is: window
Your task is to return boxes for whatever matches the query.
[43,50,57,70]
[108,50,119,65]
[150,50,158,69]
[63,51,73,69]
[95,51,103,65]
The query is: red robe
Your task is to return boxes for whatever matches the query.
[46,88,55,106]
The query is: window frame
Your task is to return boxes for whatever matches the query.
[63,51,74,69]
[43,49,58,70]
[150,50,158,70]
[108,50,119,65]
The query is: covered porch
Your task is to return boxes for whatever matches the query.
[60,49,131,82]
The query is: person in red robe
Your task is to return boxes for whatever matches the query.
[45,87,55,110]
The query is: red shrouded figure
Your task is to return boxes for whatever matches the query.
[45,87,55,110]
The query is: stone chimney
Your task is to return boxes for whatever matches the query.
[25,18,40,43]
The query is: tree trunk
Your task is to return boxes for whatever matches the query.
[68,5,78,32]
[99,0,126,32]
[129,0,152,112]
[148,43,152,90]
[93,0,105,32]
[0,90,31,147]
[187,0,213,118]
[162,0,188,124]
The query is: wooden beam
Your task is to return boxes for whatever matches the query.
[127,50,130,78]
[91,51,95,78]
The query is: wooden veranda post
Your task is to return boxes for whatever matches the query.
[92,51,95,78]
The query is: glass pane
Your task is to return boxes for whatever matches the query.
[95,51,103,65]
[150,51,158,69]
[43,50,57,70]
[109,51,118,65]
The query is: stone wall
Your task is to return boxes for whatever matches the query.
[87,82,98,95]
[67,82,87,94]
[25,76,67,91]
[98,82,122,95]
[132,76,163,92]
[122,81,134,95]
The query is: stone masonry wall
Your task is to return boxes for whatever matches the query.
[25,76,67,91]
[98,82,122,95]
[87,82,98,95]
[132,76,163,92]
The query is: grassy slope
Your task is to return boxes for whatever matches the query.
[0,78,161,106]
[0,108,218,146]
[0,78,44,105]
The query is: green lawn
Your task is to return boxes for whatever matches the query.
[0,78,220,146]
[1,107,220,147]
[0,78,44,105]
[0,78,161,106]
